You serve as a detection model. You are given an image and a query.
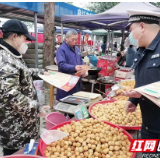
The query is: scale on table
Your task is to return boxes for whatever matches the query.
[54,96,91,115]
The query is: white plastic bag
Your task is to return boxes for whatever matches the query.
[33,80,44,90]
[33,80,45,105]
[40,128,69,144]
[37,89,45,105]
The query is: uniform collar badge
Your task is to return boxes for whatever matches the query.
[151,53,160,59]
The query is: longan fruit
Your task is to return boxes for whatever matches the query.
[109,146,114,151]
[96,137,100,141]
[51,147,56,152]
[88,150,94,156]
[86,138,90,144]
[101,154,106,158]
[114,151,120,156]
[105,137,109,142]
[90,139,94,144]
[82,142,87,146]
[78,147,83,153]
[80,153,84,158]
[115,146,120,151]
[127,152,133,157]
[122,141,126,146]
[95,147,101,153]
[101,145,105,150]
[50,155,56,158]
[71,146,75,151]
[75,147,79,152]
[64,145,68,150]
[112,136,118,142]
[77,156,81,158]
[109,151,113,156]
[67,148,71,152]
[46,146,52,151]
[71,151,74,154]
[115,141,120,146]
[64,150,68,156]
[94,152,99,157]
[47,143,52,146]
[75,137,79,142]
[102,148,109,154]
[45,152,50,157]
[82,136,87,141]
[51,143,56,147]
[101,138,106,143]
[63,136,68,141]
[75,129,80,134]
[84,151,89,158]
[106,154,110,158]
[79,138,83,143]
[108,141,112,146]
[88,143,92,148]
[108,136,112,141]
[91,144,96,150]
[75,151,79,156]
[76,142,81,147]
[84,146,89,151]
[67,152,72,157]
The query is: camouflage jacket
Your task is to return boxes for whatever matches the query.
[0,39,44,150]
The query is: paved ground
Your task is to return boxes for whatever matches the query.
[0,146,2,157]
[133,131,142,158]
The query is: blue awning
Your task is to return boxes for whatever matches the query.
[0,2,44,14]
[0,2,95,24]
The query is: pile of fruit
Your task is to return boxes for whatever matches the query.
[120,80,135,89]
[91,100,142,126]
[113,95,129,101]
[44,119,133,158]
[113,80,135,100]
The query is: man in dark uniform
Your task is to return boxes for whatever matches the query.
[122,9,160,156]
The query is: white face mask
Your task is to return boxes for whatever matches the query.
[129,26,143,48]
[14,36,28,55]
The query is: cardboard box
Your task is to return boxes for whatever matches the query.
[115,70,133,79]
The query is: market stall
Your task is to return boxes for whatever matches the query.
[61,2,160,54]
[61,2,160,30]
[92,29,128,54]
[2,2,160,159]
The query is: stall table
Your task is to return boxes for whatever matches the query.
[82,78,96,93]
[82,78,114,94]
[13,129,138,156]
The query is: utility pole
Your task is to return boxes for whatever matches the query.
[43,2,55,68]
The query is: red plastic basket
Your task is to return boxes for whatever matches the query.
[89,100,141,131]
[39,120,136,158]
[2,155,42,158]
